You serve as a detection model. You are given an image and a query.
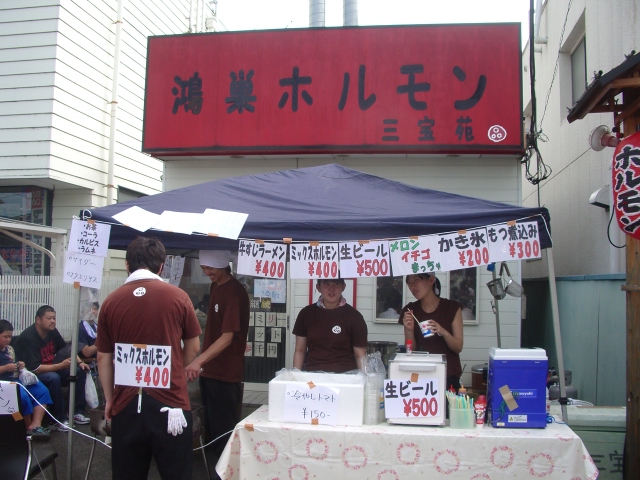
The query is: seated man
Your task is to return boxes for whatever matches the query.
[15,305,91,430]
[78,302,99,359]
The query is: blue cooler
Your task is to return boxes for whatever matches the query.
[487,348,548,428]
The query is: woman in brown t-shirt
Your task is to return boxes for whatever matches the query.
[293,278,368,373]
[399,273,464,391]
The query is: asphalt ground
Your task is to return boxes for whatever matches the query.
[30,404,260,480]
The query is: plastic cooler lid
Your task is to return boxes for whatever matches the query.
[489,347,547,360]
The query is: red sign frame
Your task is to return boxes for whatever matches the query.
[143,24,523,156]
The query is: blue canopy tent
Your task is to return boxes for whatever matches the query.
[81,164,568,421]
[82,164,551,253]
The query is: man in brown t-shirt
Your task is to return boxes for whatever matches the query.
[185,249,250,466]
[96,237,201,480]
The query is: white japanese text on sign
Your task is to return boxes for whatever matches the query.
[237,240,286,279]
[283,383,340,426]
[289,242,339,279]
[338,241,390,278]
[114,343,172,389]
[488,221,541,263]
[384,377,440,419]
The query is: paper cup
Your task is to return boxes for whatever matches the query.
[418,320,435,338]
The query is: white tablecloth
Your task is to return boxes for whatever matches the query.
[216,406,598,479]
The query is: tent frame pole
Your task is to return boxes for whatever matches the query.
[546,248,567,422]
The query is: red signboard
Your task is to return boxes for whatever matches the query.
[143,24,523,156]
[613,131,640,239]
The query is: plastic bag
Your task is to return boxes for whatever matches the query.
[85,373,99,409]
[19,368,38,386]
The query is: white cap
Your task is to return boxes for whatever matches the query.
[199,250,234,268]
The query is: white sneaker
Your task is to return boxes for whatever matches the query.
[52,420,70,432]
[73,413,90,425]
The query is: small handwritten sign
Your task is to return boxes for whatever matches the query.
[253,279,286,303]
[68,219,111,257]
[436,228,490,272]
[384,377,440,418]
[0,381,19,415]
[389,235,441,276]
[284,383,340,425]
[63,253,104,289]
[114,343,171,389]
[488,221,541,262]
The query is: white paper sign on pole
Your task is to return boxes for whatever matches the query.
[68,219,111,257]
[389,235,442,276]
[436,228,490,272]
[338,240,390,278]
[114,343,171,389]
[289,243,339,279]
[384,377,440,419]
[283,383,340,425]
[253,279,287,303]
[488,221,542,263]
[0,381,20,415]
[63,252,104,289]
[237,240,286,279]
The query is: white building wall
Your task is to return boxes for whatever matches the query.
[164,156,524,387]
[0,0,205,275]
[521,0,639,278]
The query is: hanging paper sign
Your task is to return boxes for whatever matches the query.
[384,377,440,419]
[68,219,111,257]
[488,221,541,262]
[114,343,171,389]
[436,228,490,272]
[160,255,186,286]
[63,252,104,289]
[283,383,340,426]
[237,240,286,279]
[613,131,640,239]
[253,279,287,303]
[0,381,20,415]
[389,235,441,276]
[338,240,390,278]
[289,242,339,279]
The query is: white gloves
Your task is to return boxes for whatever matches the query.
[160,407,188,436]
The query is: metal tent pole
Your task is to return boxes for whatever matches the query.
[67,284,82,480]
[546,248,567,422]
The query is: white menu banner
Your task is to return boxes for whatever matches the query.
[338,240,390,278]
[68,219,111,257]
[436,228,490,272]
[488,221,542,263]
[63,252,104,289]
[389,235,442,276]
[237,240,287,279]
[289,243,339,279]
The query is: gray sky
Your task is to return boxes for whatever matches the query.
[215,0,531,43]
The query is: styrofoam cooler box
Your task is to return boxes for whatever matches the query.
[487,347,548,428]
[268,370,365,426]
[386,352,447,426]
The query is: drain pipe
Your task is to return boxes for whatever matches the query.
[106,0,124,206]
[343,0,358,26]
[309,0,325,27]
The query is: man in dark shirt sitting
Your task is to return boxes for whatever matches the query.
[15,305,91,430]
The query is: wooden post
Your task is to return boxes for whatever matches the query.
[624,94,640,480]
